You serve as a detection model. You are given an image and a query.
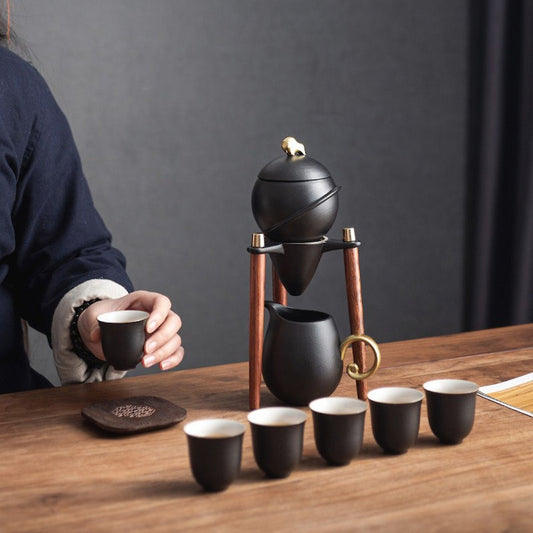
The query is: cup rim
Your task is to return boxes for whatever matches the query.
[247,406,307,426]
[184,418,245,439]
[309,396,368,415]
[368,387,424,405]
[423,379,479,395]
[97,310,150,324]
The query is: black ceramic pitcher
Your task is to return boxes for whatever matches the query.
[262,302,381,406]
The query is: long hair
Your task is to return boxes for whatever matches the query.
[0,0,10,45]
[0,1,28,57]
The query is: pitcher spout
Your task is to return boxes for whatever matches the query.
[264,300,284,319]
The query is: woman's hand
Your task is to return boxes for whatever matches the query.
[77,291,184,371]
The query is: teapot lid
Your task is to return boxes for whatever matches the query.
[257,137,331,182]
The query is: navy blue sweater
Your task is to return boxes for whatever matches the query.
[0,47,133,393]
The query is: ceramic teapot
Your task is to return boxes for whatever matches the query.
[262,302,381,406]
[251,137,340,243]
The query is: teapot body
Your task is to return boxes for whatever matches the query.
[262,302,343,406]
[252,152,340,243]
[252,175,339,242]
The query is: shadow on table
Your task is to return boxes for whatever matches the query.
[78,418,182,439]
[170,387,283,412]
[126,479,201,498]
[415,433,447,449]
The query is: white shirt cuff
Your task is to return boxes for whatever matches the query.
[51,279,129,385]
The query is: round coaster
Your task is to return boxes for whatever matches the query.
[81,396,187,434]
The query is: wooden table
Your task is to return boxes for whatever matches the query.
[1,325,532,532]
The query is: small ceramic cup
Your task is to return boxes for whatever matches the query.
[423,379,479,444]
[247,407,307,478]
[97,310,149,370]
[368,387,424,454]
[309,396,367,466]
[184,418,245,492]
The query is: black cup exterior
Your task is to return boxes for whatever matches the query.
[250,422,305,478]
[312,410,366,465]
[425,391,477,444]
[369,400,422,454]
[186,434,243,492]
[99,319,147,370]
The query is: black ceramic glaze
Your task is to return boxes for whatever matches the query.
[425,390,477,444]
[262,302,343,406]
[269,239,327,296]
[186,434,244,492]
[312,409,366,466]
[257,153,331,182]
[250,422,305,478]
[252,154,340,243]
[266,238,359,297]
[369,399,422,454]
[98,311,148,371]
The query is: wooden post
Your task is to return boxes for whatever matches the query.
[249,233,266,410]
[272,265,288,305]
[342,228,367,400]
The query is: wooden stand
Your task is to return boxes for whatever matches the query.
[248,234,266,410]
[248,228,367,409]
[342,228,367,400]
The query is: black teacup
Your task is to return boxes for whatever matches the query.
[184,418,245,492]
[97,310,149,370]
[247,407,307,478]
[309,396,367,465]
[368,387,424,454]
[423,379,479,444]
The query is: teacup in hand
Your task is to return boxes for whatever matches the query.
[97,310,149,370]
[423,379,479,444]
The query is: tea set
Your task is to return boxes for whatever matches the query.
[181,138,478,491]
[247,137,382,409]
[184,379,479,492]
[86,138,479,493]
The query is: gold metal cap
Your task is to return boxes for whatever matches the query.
[343,227,357,242]
[251,233,265,248]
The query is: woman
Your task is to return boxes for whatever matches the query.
[0,6,184,392]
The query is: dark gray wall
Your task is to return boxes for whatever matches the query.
[15,0,468,385]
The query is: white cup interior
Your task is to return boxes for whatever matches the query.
[97,310,149,324]
[247,407,307,426]
[368,387,424,404]
[423,379,479,395]
[309,396,368,415]
[184,418,245,439]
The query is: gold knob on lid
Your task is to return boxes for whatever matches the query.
[281,137,306,156]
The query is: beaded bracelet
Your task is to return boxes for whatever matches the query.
[69,298,105,369]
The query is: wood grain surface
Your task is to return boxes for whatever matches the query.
[343,246,367,400]
[248,252,265,410]
[1,324,532,532]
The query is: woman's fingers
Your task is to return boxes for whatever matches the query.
[77,291,184,371]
